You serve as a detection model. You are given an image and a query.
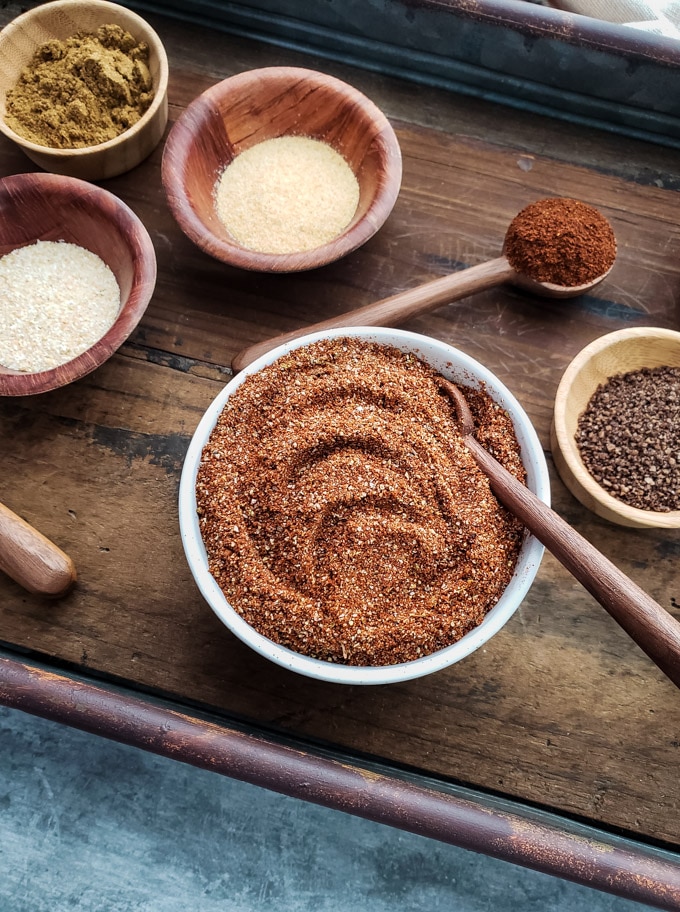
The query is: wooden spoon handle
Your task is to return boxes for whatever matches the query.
[0,502,76,598]
[466,437,680,689]
[232,256,514,372]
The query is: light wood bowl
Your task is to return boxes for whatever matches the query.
[0,171,157,396]
[0,0,169,180]
[161,66,402,273]
[551,327,680,528]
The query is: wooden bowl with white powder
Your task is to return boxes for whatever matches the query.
[161,66,402,273]
[0,171,156,396]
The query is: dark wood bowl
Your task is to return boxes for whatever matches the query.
[0,172,157,396]
[161,66,402,273]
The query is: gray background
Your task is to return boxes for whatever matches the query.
[0,704,654,912]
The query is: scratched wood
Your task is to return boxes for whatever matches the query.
[1,4,680,850]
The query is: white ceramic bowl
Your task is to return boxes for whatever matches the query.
[179,327,550,684]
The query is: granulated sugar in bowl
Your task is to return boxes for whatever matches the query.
[0,171,157,396]
[180,327,550,685]
[0,240,120,373]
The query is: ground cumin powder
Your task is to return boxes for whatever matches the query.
[504,197,616,287]
[196,338,527,666]
[5,24,154,149]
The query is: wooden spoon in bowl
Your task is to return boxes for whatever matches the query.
[438,378,680,691]
[0,502,76,598]
[232,203,615,372]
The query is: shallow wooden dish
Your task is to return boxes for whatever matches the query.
[161,66,402,273]
[0,0,169,180]
[0,171,157,396]
[551,327,680,528]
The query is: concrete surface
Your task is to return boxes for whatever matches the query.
[0,704,653,911]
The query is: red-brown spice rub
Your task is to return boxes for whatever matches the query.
[504,197,616,287]
[196,338,527,666]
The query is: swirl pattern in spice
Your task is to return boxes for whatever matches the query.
[196,338,527,666]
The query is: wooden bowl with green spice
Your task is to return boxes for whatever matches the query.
[161,66,403,273]
[0,171,157,396]
[551,327,680,528]
[0,0,169,180]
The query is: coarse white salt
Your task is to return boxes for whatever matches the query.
[0,240,120,373]
[214,135,360,255]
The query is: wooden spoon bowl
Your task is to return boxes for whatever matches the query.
[161,66,403,273]
[0,171,157,396]
[233,233,615,371]
[0,0,169,180]
[551,327,680,528]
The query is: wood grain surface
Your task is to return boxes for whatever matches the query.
[1,2,680,853]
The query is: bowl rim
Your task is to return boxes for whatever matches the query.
[0,171,157,396]
[179,326,550,685]
[161,65,403,273]
[0,0,170,158]
[552,326,680,526]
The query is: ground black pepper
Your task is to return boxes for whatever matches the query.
[196,338,527,666]
[576,365,680,512]
[504,197,616,287]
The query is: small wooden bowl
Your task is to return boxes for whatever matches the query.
[0,0,169,180]
[161,66,402,273]
[551,327,680,528]
[0,171,157,396]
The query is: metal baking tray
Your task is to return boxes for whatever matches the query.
[128,0,680,147]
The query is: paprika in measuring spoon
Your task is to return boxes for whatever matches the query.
[503,197,616,287]
[232,196,617,372]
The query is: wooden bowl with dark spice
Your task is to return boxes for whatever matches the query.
[551,327,680,529]
[179,326,550,685]
[161,66,402,273]
[0,171,157,396]
[0,0,169,180]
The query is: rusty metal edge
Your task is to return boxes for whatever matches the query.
[1,654,679,910]
[405,0,680,65]
[126,0,680,147]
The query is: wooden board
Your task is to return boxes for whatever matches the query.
[1,4,680,853]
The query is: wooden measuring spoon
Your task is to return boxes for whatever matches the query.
[439,378,680,690]
[0,502,76,598]
[232,249,614,373]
